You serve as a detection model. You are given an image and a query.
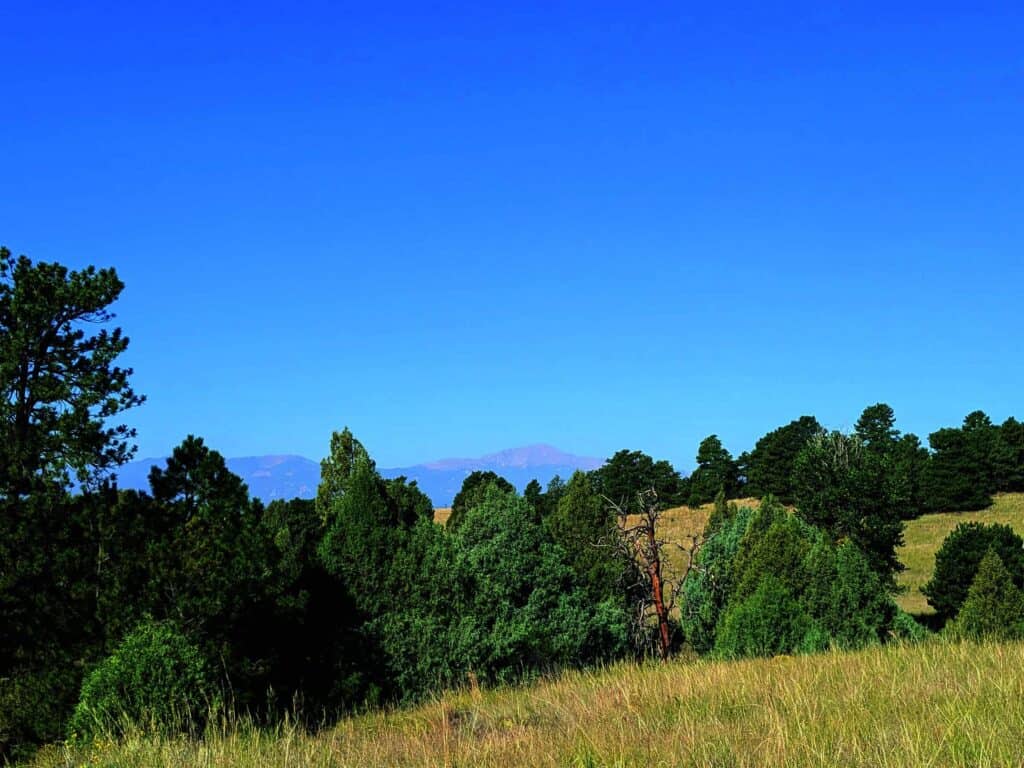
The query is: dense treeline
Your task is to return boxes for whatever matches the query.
[3,248,1024,760]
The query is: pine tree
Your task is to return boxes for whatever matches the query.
[952,549,1024,641]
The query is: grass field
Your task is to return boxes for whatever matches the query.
[30,641,1024,768]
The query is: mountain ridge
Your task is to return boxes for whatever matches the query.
[113,444,604,507]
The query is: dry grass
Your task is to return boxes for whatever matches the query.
[433,507,452,525]
[32,641,1024,767]
[896,493,1024,615]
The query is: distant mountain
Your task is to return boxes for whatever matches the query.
[113,444,603,507]
[386,444,604,507]
[114,454,321,503]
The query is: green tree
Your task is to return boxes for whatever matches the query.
[544,471,625,603]
[0,249,144,498]
[739,416,823,503]
[591,449,685,511]
[922,522,1024,622]
[854,403,929,519]
[951,549,1024,641]
[854,402,899,450]
[315,427,371,522]
[0,249,143,756]
[447,470,515,530]
[687,435,741,506]
[246,497,372,714]
[68,620,212,740]
[714,577,812,659]
[793,431,906,588]
[318,455,404,614]
[146,436,262,636]
[680,502,754,653]
[922,411,1013,511]
[377,487,628,698]
[997,417,1024,492]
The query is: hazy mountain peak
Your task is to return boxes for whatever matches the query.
[422,443,602,471]
[114,444,604,507]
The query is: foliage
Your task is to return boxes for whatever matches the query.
[544,471,626,604]
[921,522,1024,622]
[922,411,1015,512]
[687,435,741,506]
[0,248,143,758]
[447,470,516,530]
[793,431,906,588]
[590,449,685,510]
[997,417,1024,492]
[738,415,823,503]
[715,577,814,658]
[685,494,893,658]
[950,549,1024,641]
[318,454,405,614]
[315,427,372,521]
[68,620,212,740]
[680,503,754,653]
[0,248,144,497]
[377,487,629,698]
[854,403,929,519]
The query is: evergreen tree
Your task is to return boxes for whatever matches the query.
[447,470,515,530]
[544,471,626,604]
[315,427,371,521]
[922,522,1024,621]
[793,431,906,588]
[687,434,740,506]
[922,411,1013,511]
[739,416,823,503]
[318,455,404,615]
[0,249,143,757]
[997,417,1024,492]
[591,449,685,511]
[951,549,1024,641]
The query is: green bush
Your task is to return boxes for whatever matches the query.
[715,577,813,658]
[950,549,1024,641]
[889,610,930,642]
[922,522,1024,622]
[68,620,213,740]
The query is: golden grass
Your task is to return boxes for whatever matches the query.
[433,507,452,525]
[896,493,1024,615]
[32,641,1024,767]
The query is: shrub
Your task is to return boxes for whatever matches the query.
[68,620,213,740]
[715,577,813,658]
[950,549,1024,641]
[680,504,754,653]
[922,522,1024,622]
[889,609,930,642]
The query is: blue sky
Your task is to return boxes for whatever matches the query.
[2,1,1022,469]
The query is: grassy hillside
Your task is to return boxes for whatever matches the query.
[30,641,1024,767]
[897,493,1024,615]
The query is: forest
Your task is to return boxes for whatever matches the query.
[3,249,1024,763]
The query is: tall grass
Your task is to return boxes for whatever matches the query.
[29,640,1024,767]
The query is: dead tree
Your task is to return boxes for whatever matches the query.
[606,488,709,660]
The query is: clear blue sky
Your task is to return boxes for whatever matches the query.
[2,2,1022,469]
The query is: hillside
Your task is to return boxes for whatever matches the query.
[898,493,1024,615]
[31,641,1024,767]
